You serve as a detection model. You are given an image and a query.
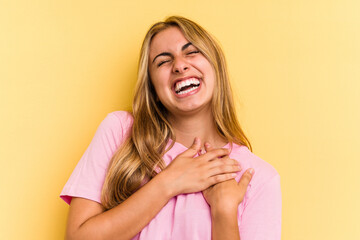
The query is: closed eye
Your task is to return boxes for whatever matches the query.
[157,60,171,67]
[187,50,200,55]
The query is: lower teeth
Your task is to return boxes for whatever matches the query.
[178,86,199,95]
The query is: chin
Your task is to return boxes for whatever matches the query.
[175,103,211,115]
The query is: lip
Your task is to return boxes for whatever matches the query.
[172,78,202,98]
[171,76,202,91]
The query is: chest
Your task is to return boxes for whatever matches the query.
[132,192,245,240]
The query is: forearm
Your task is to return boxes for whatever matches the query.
[68,172,173,240]
[211,207,240,240]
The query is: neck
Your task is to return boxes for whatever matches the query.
[168,108,227,149]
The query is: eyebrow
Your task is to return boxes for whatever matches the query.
[152,42,193,63]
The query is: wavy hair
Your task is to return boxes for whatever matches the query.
[101,16,251,210]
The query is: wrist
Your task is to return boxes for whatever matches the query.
[211,206,240,240]
[210,198,239,210]
[153,171,176,199]
[211,203,238,217]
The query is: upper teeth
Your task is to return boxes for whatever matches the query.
[175,78,200,92]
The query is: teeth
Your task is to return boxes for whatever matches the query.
[177,85,200,95]
[175,78,200,92]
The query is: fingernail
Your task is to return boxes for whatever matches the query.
[205,142,210,148]
[249,168,254,175]
[231,173,237,177]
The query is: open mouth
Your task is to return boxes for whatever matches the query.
[174,78,201,95]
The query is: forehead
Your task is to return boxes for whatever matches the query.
[149,27,190,56]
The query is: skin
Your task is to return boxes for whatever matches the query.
[148,27,225,149]
[65,27,254,240]
[149,27,254,239]
[203,143,254,240]
[149,27,216,118]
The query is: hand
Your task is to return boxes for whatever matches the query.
[161,137,241,197]
[202,142,254,211]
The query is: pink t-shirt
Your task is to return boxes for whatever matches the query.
[60,111,282,240]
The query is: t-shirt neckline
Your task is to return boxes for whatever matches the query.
[168,139,231,151]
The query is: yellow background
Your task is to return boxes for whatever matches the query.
[1,0,359,239]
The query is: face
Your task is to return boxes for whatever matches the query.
[148,27,216,117]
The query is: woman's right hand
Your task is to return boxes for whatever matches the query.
[160,137,241,197]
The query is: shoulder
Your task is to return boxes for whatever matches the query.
[98,111,134,138]
[230,144,280,192]
[102,111,134,128]
[232,145,282,238]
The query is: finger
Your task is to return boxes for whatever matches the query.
[238,168,254,190]
[207,163,242,177]
[206,156,239,168]
[208,173,237,186]
[204,143,233,162]
[200,148,230,161]
[218,156,240,167]
[204,142,214,152]
[178,137,202,157]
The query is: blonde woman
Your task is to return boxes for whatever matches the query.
[60,16,281,240]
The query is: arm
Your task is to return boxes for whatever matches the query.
[211,204,240,240]
[209,175,281,240]
[205,170,254,240]
[66,138,242,240]
[66,171,172,240]
[202,143,254,240]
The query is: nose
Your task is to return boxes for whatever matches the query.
[172,57,189,74]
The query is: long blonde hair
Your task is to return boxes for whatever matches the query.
[101,16,252,210]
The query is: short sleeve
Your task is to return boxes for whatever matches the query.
[239,174,282,240]
[60,111,133,205]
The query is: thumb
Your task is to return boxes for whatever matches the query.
[180,137,201,157]
[237,168,254,199]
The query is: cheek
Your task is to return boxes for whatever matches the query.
[196,57,215,76]
[203,63,216,86]
[152,77,166,90]
[149,71,162,90]
[150,66,168,83]
[150,77,169,101]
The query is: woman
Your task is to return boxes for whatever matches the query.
[60,16,281,240]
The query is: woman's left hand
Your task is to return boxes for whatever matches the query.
[202,143,254,211]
